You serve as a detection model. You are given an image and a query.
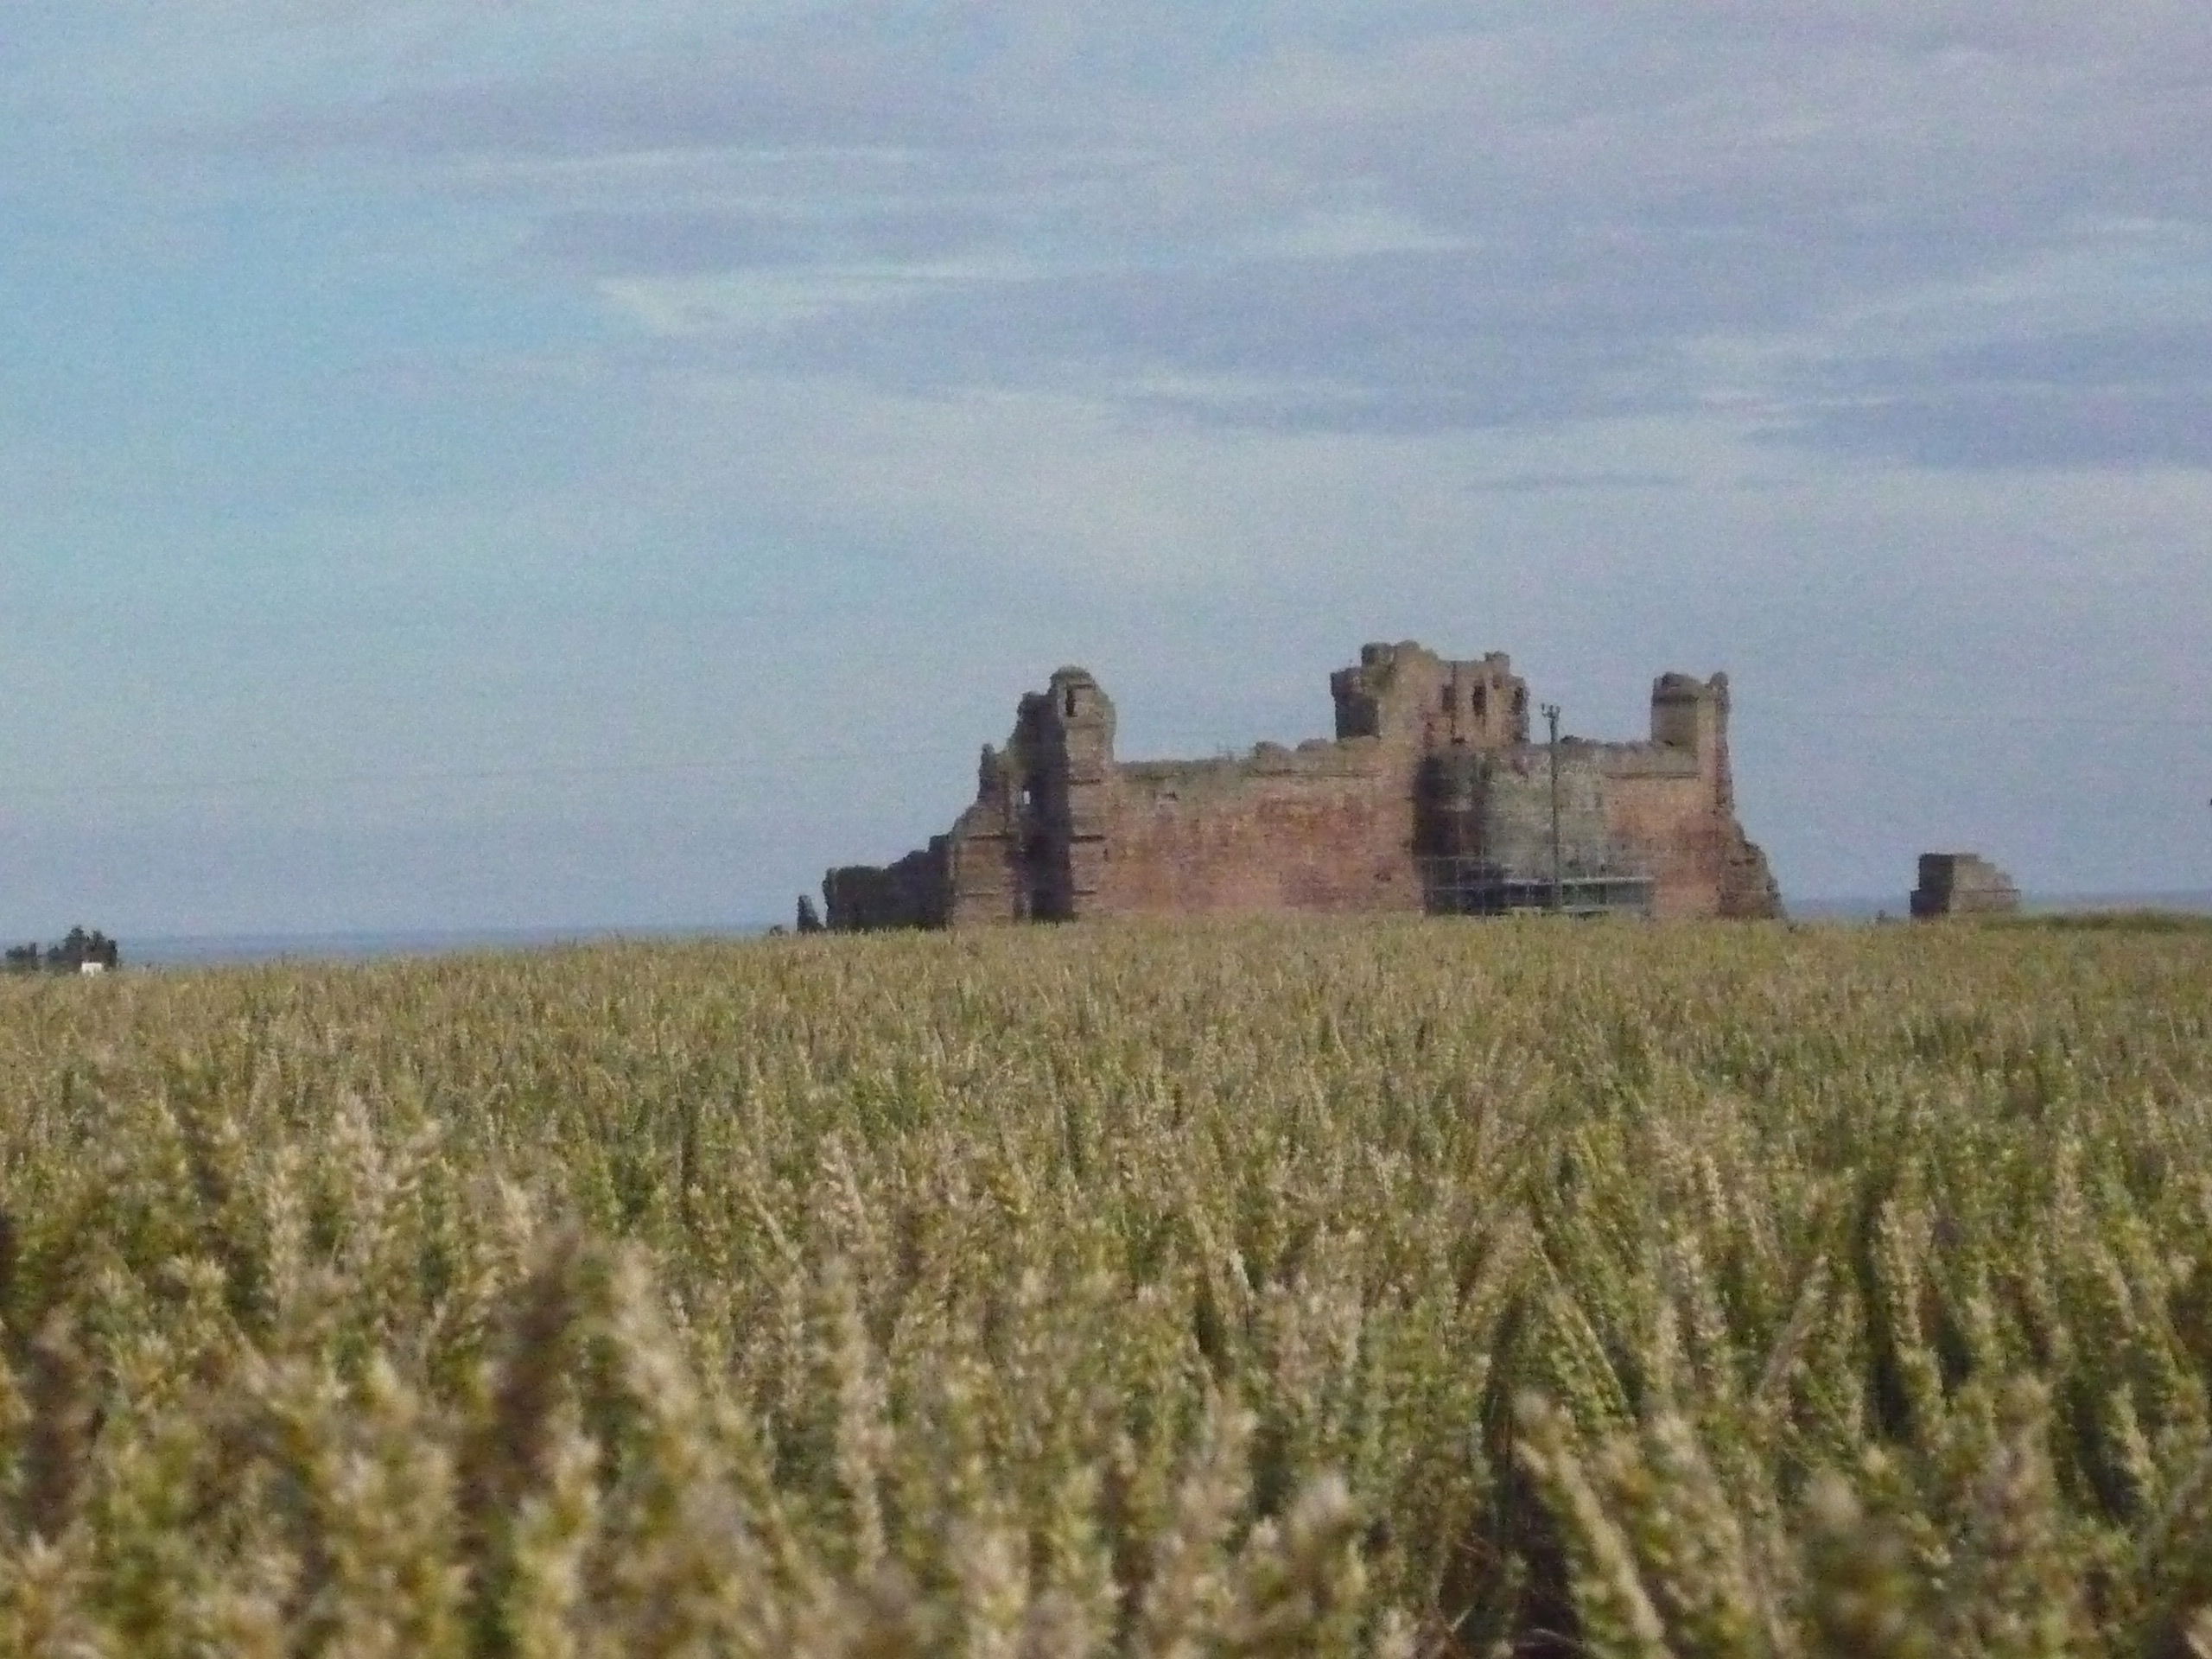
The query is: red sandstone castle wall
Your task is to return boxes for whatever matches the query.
[1605,772,1729,918]
[1093,766,1423,918]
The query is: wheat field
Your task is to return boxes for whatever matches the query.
[1,917,2209,1656]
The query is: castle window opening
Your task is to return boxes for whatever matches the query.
[1065,686,1079,716]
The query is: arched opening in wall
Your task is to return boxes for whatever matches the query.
[1064,686,1079,716]
[1473,684,1488,722]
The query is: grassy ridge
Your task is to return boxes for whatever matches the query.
[1,918,2209,1656]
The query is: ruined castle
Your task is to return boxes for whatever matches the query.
[823,642,1781,929]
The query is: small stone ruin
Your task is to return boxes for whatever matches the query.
[1910,853,2021,919]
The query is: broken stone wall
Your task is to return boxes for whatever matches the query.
[823,843,948,930]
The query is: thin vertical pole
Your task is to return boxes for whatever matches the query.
[1542,702,1563,912]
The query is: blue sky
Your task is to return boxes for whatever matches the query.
[3,0,2209,934]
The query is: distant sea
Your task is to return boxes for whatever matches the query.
[101,892,2212,968]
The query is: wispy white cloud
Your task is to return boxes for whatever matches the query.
[133,0,2207,466]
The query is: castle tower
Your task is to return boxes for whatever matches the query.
[1332,642,1529,750]
[1332,641,1419,741]
[1010,667,1116,919]
[1441,653,1529,747]
[1046,665,1115,855]
[1649,671,1732,805]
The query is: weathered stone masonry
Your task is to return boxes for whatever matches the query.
[822,642,1782,929]
[1910,853,2020,919]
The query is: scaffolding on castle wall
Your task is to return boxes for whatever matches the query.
[1417,858,1655,918]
